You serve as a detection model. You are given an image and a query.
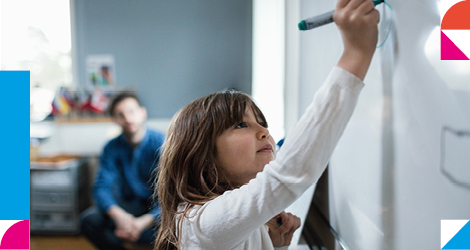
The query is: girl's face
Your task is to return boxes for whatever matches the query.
[215,107,276,185]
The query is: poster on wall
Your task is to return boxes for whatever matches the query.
[85,54,115,88]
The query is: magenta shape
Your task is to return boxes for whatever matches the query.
[441,30,469,60]
[0,220,30,249]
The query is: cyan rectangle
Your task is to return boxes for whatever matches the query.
[0,71,30,220]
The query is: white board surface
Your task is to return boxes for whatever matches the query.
[296,0,470,249]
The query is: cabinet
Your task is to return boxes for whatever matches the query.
[30,159,91,234]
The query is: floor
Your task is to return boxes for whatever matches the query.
[30,235,153,250]
[30,235,97,250]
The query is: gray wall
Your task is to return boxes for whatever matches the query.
[73,0,252,118]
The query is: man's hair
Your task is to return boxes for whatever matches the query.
[108,92,142,116]
[153,89,267,250]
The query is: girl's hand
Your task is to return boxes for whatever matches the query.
[266,211,301,247]
[334,0,380,80]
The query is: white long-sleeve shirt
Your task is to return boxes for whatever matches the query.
[179,67,364,250]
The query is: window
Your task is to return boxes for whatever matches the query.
[0,0,73,90]
[252,0,286,142]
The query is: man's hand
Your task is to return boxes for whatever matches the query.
[108,206,138,242]
[266,211,301,247]
[127,214,155,242]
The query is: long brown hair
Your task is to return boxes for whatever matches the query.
[154,90,267,250]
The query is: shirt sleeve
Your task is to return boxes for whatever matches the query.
[93,142,119,213]
[147,204,161,219]
[182,67,364,249]
[146,132,165,219]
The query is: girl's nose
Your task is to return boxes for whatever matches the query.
[256,125,270,140]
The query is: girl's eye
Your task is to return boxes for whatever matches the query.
[235,122,247,129]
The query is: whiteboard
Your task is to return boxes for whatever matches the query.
[296,0,470,249]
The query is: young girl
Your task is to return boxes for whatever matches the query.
[155,0,379,249]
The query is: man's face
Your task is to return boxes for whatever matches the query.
[112,98,147,135]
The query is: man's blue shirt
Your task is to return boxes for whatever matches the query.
[93,128,165,218]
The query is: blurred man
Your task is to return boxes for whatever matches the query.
[81,92,165,250]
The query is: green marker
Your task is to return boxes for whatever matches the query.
[298,0,384,31]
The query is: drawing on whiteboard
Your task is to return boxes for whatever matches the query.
[376,1,393,48]
[440,126,470,189]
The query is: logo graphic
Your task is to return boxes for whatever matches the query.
[0,220,30,250]
[441,0,470,60]
[441,220,470,249]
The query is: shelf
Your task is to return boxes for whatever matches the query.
[53,116,113,124]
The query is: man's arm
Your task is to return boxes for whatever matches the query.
[94,143,137,240]
[93,144,120,212]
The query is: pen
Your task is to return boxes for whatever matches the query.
[298,0,384,31]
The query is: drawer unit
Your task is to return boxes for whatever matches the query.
[30,159,91,234]
[31,211,79,233]
[31,191,74,210]
[31,169,73,188]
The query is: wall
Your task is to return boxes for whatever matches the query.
[72,0,252,118]
[296,0,470,249]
